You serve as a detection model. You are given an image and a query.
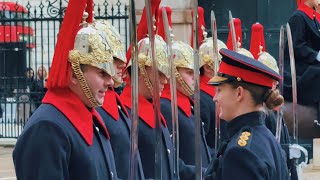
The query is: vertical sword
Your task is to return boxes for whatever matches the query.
[192,1,202,180]
[128,0,139,179]
[144,0,163,179]
[275,25,284,143]
[211,10,221,153]
[162,7,180,180]
[286,23,298,144]
[228,11,238,52]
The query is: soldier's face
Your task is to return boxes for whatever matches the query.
[176,67,194,95]
[139,66,168,99]
[82,65,114,106]
[113,58,125,84]
[308,0,319,8]
[213,83,238,121]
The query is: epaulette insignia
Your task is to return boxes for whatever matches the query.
[238,139,247,147]
[238,131,251,147]
[241,131,251,137]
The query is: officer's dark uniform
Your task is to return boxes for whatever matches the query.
[160,86,211,167]
[284,3,320,106]
[199,75,228,154]
[204,49,289,180]
[205,112,289,180]
[96,90,145,180]
[13,89,118,180]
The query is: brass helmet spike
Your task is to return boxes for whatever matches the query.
[259,44,263,54]
[92,11,96,21]
[236,36,254,58]
[80,11,89,27]
[201,25,208,40]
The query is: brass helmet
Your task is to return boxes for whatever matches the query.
[199,37,227,70]
[68,21,114,107]
[127,34,169,93]
[172,41,194,96]
[93,19,126,63]
[236,37,254,58]
[93,19,127,87]
[257,46,279,73]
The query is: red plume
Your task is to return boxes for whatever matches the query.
[249,23,266,60]
[86,0,94,23]
[226,18,242,51]
[157,6,172,42]
[191,6,206,48]
[125,0,161,68]
[124,0,161,84]
[46,0,88,89]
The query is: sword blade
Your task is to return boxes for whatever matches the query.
[193,1,202,180]
[275,25,284,143]
[162,7,180,180]
[228,11,238,51]
[129,0,139,179]
[144,0,162,179]
[286,23,298,144]
[211,10,221,153]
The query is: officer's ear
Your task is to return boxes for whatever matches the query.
[235,86,245,102]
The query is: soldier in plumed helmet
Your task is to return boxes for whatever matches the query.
[93,19,146,180]
[13,0,119,179]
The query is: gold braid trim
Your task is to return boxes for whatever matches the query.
[175,68,194,96]
[71,61,100,107]
[139,64,154,95]
[174,42,194,69]
[95,20,124,53]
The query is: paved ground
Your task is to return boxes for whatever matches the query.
[0,146,16,180]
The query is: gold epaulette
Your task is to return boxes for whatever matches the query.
[237,131,251,147]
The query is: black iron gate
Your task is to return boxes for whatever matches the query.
[0,0,129,138]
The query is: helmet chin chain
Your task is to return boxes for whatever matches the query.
[175,68,194,96]
[71,62,100,108]
[139,64,154,97]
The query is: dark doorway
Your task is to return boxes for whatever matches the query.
[199,0,297,59]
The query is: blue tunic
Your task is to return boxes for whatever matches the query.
[204,111,289,180]
[13,104,118,180]
[96,91,145,179]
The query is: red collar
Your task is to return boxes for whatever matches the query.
[200,75,215,97]
[119,86,167,128]
[161,85,192,117]
[298,3,317,20]
[42,88,110,145]
[101,90,129,120]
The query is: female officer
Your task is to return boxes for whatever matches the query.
[204,48,289,180]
